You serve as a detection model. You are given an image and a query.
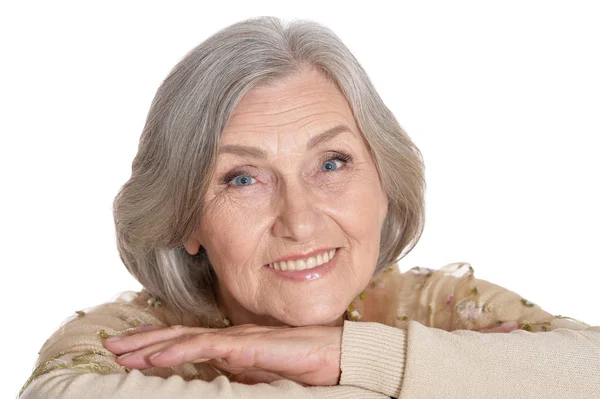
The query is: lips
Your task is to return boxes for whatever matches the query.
[267,248,337,271]
[264,247,339,282]
[269,247,338,264]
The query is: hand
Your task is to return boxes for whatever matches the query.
[103,324,342,386]
[477,321,520,333]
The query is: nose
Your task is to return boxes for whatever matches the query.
[271,180,322,242]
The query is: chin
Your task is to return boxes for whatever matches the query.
[279,305,345,327]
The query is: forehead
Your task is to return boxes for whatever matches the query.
[220,68,358,146]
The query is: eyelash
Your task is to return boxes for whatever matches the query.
[221,151,353,187]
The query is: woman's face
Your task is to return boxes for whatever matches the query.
[185,67,388,327]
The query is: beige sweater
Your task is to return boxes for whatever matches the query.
[19,262,600,398]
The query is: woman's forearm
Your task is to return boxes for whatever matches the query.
[340,320,600,398]
[20,367,389,399]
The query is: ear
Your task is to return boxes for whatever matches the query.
[184,237,201,255]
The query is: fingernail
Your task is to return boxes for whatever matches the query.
[105,337,122,342]
[149,352,163,360]
[118,352,131,360]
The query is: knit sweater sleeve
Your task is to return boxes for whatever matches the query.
[19,368,389,399]
[340,319,600,398]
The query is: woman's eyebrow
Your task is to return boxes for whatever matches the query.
[305,124,352,150]
[218,124,352,160]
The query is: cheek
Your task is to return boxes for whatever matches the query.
[335,169,386,278]
[200,195,270,279]
[334,169,386,239]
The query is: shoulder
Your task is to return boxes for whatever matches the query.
[350,262,591,333]
[348,262,475,327]
[32,290,176,376]
[20,290,222,397]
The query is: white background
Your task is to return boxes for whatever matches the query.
[2,1,599,397]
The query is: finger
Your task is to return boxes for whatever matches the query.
[116,332,226,369]
[102,325,168,353]
[146,333,235,368]
[103,325,210,354]
[115,339,182,369]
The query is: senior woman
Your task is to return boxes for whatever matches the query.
[20,16,600,399]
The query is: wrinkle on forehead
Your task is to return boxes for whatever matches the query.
[219,71,360,160]
[227,90,352,128]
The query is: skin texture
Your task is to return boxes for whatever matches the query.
[103,67,520,386]
[184,66,389,328]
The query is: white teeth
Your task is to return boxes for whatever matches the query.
[296,259,306,270]
[268,248,337,271]
[316,253,323,264]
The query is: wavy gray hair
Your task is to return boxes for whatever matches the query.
[113,16,426,321]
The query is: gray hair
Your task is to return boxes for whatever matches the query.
[113,16,426,321]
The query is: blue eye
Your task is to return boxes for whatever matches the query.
[232,175,255,186]
[321,152,352,172]
[321,159,341,172]
[222,169,258,187]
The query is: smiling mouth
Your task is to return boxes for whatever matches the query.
[266,248,337,271]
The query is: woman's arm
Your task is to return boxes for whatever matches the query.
[20,368,388,399]
[19,297,388,399]
[339,319,600,398]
